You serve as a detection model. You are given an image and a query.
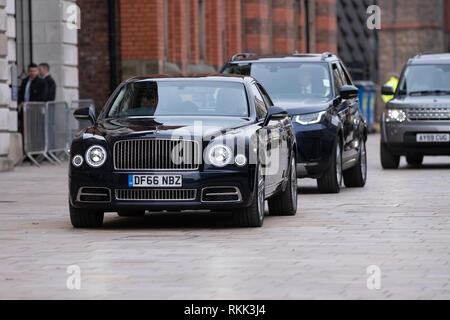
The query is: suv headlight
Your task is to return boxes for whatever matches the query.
[294,111,326,125]
[207,144,233,167]
[385,109,406,123]
[85,145,107,168]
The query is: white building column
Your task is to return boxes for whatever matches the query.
[31,0,79,102]
[0,0,20,172]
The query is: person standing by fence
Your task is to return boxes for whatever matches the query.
[39,63,56,101]
[18,63,48,133]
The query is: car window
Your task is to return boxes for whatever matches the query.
[107,80,249,117]
[332,63,344,94]
[256,83,273,108]
[397,64,450,95]
[339,62,353,85]
[223,62,332,103]
[251,84,268,119]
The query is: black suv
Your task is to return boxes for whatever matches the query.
[221,53,368,193]
[380,53,450,168]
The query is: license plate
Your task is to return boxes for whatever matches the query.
[416,133,450,143]
[128,175,182,187]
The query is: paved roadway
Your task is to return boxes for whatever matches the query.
[0,134,449,299]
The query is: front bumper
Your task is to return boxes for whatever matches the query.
[292,121,338,178]
[381,114,450,155]
[69,169,256,212]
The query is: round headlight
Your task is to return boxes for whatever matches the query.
[85,145,107,168]
[207,144,233,167]
[72,154,84,167]
[235,154,247,166]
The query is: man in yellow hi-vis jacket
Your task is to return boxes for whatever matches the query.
[381,74,399,103]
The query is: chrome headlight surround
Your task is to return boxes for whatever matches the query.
[207,144,233,167]
[85,145,107,168]
[385,109,406,123]
[294,111,326,125]
[72,154,84,167]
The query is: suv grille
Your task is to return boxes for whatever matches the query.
[407,107,450,121]
[115,189,197,201]
[114,139,199,170]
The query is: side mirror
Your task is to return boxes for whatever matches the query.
[381,85,395,96]
[73,106,96,125]
[263,106,288,126]
[340,85,359,100]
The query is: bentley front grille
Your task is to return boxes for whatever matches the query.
[407,107,450,121]
[115,189,197,201]
[114,139,199,170]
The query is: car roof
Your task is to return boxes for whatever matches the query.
[408,53,450,65]
[126,73,253,83]
[226,52,340,64]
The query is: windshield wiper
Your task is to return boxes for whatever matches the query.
[409,90,450,96]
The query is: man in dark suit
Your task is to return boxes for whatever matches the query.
[18,63,48,133]
[18,63,48,105]
[39,63,56,101]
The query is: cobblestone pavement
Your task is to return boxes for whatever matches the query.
[0,134,449,299]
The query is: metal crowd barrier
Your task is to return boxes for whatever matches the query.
[46,101,70,163]
[22,99,96,166]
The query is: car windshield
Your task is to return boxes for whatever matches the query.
[223,62,332,102]
[397,64,450,96]
[107,80,249,118]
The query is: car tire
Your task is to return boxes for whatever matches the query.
[232,164,265,227]
[406,154,423,166]
[117,210,146,217]
[69,204,104,228]
[268,153,298,216]
[380,142,400,169]
[343,139,367,188]
[317,140,342,193]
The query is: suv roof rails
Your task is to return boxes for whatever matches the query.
[321,52,335,60]
[230,53,256,62]
[292,52,320,57]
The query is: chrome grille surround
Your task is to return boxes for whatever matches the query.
[201,186,242,202]
[77,187,111,203]
[113,139,200,170]
[115,189,197,201]
[406,106,450,121]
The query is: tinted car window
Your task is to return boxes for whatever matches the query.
[107,81,249,117]
[332,63,344,94]
[251,84,268,119]
[223,62,332,102]
[339,62,353,85]
[256,83,274,108]
[397,64,450,95]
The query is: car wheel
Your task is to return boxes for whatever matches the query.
[406,154,423,166]
[268,153,298,216]
[317,140,342,193]
[69,204,104,228]
[232,164,265,227]
[380,142,400,169]
[117,210,146,217]
[343,139,367,188]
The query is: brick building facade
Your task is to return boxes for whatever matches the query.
[77,0,339,109]
[377,0,450,117]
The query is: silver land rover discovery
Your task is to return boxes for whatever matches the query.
[380,53,450,168]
